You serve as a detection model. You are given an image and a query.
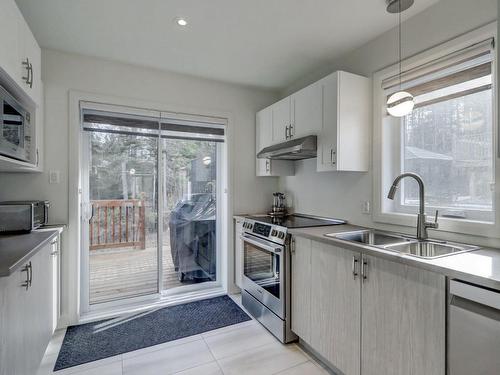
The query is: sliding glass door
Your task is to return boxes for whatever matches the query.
[86,129,159,304]
[161,137,218,290]
[81,105,225,310]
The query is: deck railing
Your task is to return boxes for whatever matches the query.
[90,199,146,250]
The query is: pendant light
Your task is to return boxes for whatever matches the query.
[386,0,415,118]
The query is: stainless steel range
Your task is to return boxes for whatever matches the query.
[240,213,346,343]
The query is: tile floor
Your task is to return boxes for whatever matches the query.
[36,295,331,375]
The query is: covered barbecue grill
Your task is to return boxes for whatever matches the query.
[169,193,216,282]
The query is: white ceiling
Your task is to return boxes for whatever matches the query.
[15,0,440,90]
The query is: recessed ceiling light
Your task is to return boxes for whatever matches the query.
[174,17,188,27]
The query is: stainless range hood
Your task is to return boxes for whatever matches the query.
[257,135,317,160]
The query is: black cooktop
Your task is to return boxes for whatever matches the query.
[246,214,345,228]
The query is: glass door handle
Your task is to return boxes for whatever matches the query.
[89,203,95,223]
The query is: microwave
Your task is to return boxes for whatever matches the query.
[0,84,32,163]
[0,201,49,233]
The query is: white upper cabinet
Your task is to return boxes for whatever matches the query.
[19,24,42,106]
[291,81,323,139]
[256,106,294,177]
[271,96,292,143]
[0,0,42,106]
[0,0,21,84]
[0,0,44,172]
[271,83,323,143]
[257,106,273,150]
[317,71,370,172]
[256,107,273,176]
[255,70,370,175]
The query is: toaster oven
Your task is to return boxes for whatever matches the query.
[0,201,49,233]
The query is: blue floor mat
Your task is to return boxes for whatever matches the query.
[54,295,251,371]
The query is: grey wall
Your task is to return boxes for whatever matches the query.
[279,0,498,245]
[283,0,497,96]
[0,49,280,323]
[0,49,280,223]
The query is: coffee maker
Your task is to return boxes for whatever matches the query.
[270,192,286,217]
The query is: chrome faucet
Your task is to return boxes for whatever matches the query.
[387,173,438,241]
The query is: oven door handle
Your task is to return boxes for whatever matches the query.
[240,234,283,254]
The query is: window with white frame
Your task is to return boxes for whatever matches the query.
[379,37,496,223]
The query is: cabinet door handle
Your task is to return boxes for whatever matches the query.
[266,160,270,173]
[289,124,294,138]
[21,261,32,290]
[21,58,33,88]
[28,261,33,286]
[361,257,368,282]
[21,263,30,290]
[29,62,33,88]
[352,256,359,279]
[22,58,30,84]
[285,125,289,140]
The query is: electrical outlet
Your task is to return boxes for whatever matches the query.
[362,201,370,214]
[49,170,61,184]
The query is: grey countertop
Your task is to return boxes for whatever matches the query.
[0,230,59,277]
[290,224,500,290]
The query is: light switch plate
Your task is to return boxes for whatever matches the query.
[362,201,370,214]
[49,170,61,184]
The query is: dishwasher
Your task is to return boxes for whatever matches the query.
[449,280,500,375]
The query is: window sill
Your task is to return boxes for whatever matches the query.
[373,211,497,239]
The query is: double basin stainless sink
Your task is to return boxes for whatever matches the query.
[325,229,479,259]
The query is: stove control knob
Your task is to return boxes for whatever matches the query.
[278,231,285,239]
[271,229,277,237]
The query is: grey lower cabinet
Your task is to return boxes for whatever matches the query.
[291,236,312,342]
[234,218,244,289]
[0,241,55,375]
[310,241,361,375]
[361,254,446,375]
[290,237,446,375]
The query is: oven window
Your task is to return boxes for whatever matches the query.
[2,100,25,148]
[243,241,280,299]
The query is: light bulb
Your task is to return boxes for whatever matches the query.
[387,91,414,117]
[175,18,188,27]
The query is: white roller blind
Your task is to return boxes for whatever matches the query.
[382,38,494,92]
[82,108,225,142]
[382,38,494,110]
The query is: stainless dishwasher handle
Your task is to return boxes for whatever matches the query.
[450,280,500,310]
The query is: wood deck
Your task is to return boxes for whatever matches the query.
[89,245,194,305]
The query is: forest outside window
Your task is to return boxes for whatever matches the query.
[381,38,495,223]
